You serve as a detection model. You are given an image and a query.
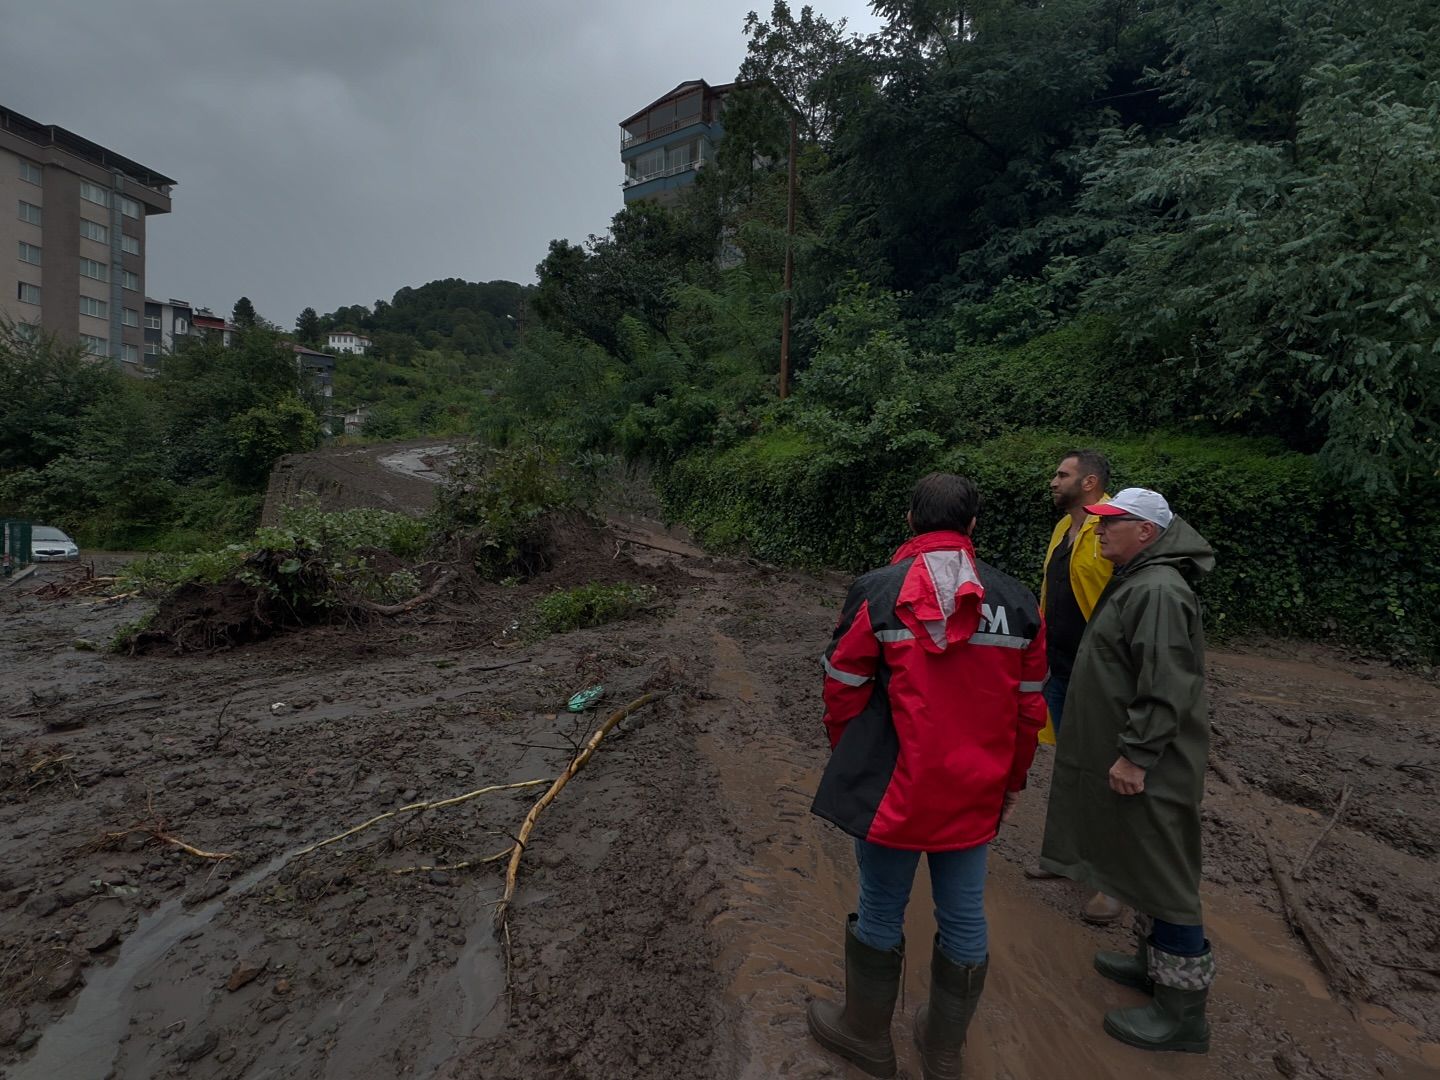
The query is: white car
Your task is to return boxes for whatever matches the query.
[31,526,80,562]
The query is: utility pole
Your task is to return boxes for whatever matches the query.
[779,116,798,400]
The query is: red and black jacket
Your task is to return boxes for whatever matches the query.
[812,531,1048,851]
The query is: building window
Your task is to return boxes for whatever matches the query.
[80,258,108,281]
[16,282,41,305]
[18,241,42,265]
[122,270,140,291]
[80,334,108,355]
[144,314,161,329]
[118,195,141,219]
[18,200,42,226]
[121,234,141,255]
[175,318,189,335]
[80,181,110,207]
[19,159,42,185]
[122,343,139,364]
[80,296,108,319]
[80,218,108,243]
[123,307,140,327]
[144,342,159,355]
[15,322,39,342]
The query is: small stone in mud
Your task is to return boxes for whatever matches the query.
[216,1047,236,1063]
[540,849,565,869]
[176,1029,218,1063]
[258,1001,289,1024]
[15,1030,40,1051]
[428,870,453,886]
[25,893,61,918]
[182,879,229,907]
[84,925,122,952]
[226,957,268,991]
[273,977,291,995]
[0,1008,24,1047]
[353,946,376,966]
[44,957,84,998]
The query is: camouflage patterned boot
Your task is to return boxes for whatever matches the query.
[1102,943,1212,1053]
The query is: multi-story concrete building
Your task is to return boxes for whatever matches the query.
[620,80,734,206]
[326,330,370,355]
[1,105,174,375]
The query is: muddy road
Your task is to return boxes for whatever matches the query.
[1,522,1438,1079]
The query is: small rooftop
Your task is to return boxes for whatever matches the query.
[1,104,176,196]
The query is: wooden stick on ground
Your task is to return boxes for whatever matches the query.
[390,847,514,875]
[294,778,549,856]
[103,828,234,861]
[1292,784,1352,882]
[492,691,666,935]
[1211,756,1357,999]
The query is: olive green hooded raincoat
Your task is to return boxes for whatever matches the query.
[1038,515,1214,925]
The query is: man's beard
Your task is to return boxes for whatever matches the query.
[1053,486,1083,510]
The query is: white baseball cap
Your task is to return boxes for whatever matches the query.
[1086,487,1173,528]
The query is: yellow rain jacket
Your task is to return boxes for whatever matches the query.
[1038,497,1113,744]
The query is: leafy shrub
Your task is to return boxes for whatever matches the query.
[662,429,1439,661]
[530,583,656,638]
[429,442,578,579]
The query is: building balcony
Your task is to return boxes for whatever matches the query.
[622,158,706,189]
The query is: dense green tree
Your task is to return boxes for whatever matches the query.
[295,306,321,345]
[232,296,259,330]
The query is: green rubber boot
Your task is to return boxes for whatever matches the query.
[912,936,987,1080]
[1102,944,1213,1054]
[806,915,903,1078]
[1094,912,1153,993]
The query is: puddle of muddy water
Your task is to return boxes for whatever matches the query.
[11,850,293,1080]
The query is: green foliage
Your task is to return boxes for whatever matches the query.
[0,319,120,472]
[529,582,656,638]
[429,443,578,579]
[661,429,1438,660]
[279,502,429,559]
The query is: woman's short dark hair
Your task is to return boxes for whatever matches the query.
[910,472,981,534]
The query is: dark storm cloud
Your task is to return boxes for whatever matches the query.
[4,1,878,327]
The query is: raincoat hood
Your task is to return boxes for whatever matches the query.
[1119,515,1214,582]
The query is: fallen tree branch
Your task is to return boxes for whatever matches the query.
[1376,961,1440,976]
[294,778,549,857]
[1292,785,1352,882]
[390,847,514,875]
[493,691,666,935]
[1212,755,1357,1000]
[355,571,452,616]
[102,827,234,861]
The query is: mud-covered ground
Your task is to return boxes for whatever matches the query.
[1,525,1437,1080]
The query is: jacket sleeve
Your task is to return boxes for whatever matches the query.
[821,582,880,750]
[1117,583,1203,769]
[1007,620,1050,790]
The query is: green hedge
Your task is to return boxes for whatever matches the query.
[659,429,1438,661]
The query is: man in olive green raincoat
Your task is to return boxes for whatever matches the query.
[1038,487,1216,1055]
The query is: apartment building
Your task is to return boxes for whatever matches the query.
[1,104,174,374]
[620,80,734,206]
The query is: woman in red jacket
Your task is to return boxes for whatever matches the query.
[807,473,1049,1080]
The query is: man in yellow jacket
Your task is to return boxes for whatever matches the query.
[1028,449,1120,924]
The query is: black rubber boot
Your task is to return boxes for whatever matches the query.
[1102,945,1213,1054]
[806,915,903,1078]
[1095,915,1153,992]
[912,936,987,1080]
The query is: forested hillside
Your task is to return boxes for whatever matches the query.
[478,0,1439,658]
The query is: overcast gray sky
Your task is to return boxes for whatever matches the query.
[4,1,880,327]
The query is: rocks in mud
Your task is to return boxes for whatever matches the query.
[427,870,453,887]
[226,956,269,991]
[84,924,122,952]
[175,1028,218,1063]
[0,1008,24,1047]
[44,956,84,998]
[24,892,61,918]
[182,878,230,907]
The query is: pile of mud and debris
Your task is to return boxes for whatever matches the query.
[2,506,1437,1080]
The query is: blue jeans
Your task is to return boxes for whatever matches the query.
[1152,919,1206,956]
[1043,671,1070,735]
[853,838,989,966]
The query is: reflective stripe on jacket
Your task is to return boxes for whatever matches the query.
[811,530,1048,852]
